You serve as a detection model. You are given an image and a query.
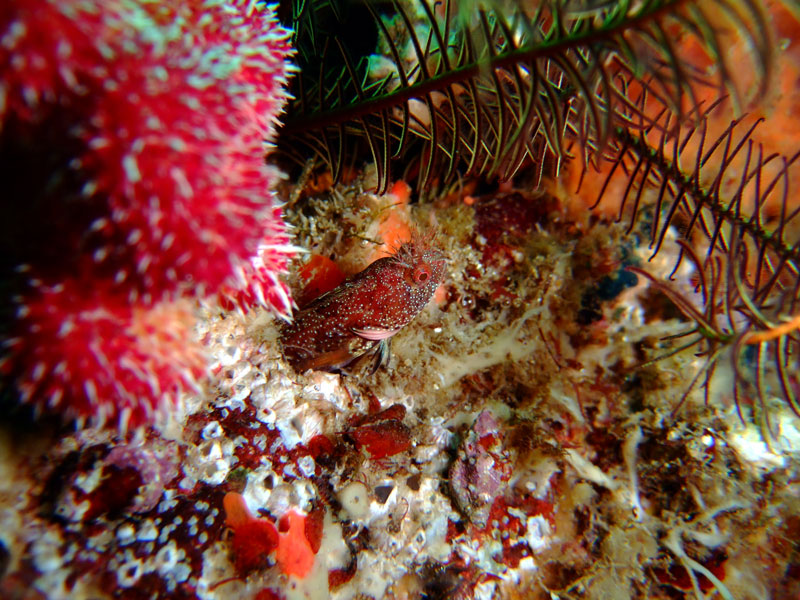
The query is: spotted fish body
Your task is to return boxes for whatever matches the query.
[280,242,446,373]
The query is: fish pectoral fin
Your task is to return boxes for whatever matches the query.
[344,338,391,377]
[351,327,399,341]
[373,338,391,373]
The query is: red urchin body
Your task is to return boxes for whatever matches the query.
[0,0,296,429]
[1,0,295,301]
[2,278,207,431]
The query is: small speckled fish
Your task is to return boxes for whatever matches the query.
[280,241,446,373]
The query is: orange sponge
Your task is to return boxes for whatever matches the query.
[276,510,316,578]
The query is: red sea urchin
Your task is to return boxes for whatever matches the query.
[0,0,296,429]
[2,280,207,430]
[1,0,295,302]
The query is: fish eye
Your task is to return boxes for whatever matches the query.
[412,264,431,285]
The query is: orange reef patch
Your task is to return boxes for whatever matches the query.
[223,492,319,579]
[297,254,346,306]
[276,510,316,578]
[371,180,413,261]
